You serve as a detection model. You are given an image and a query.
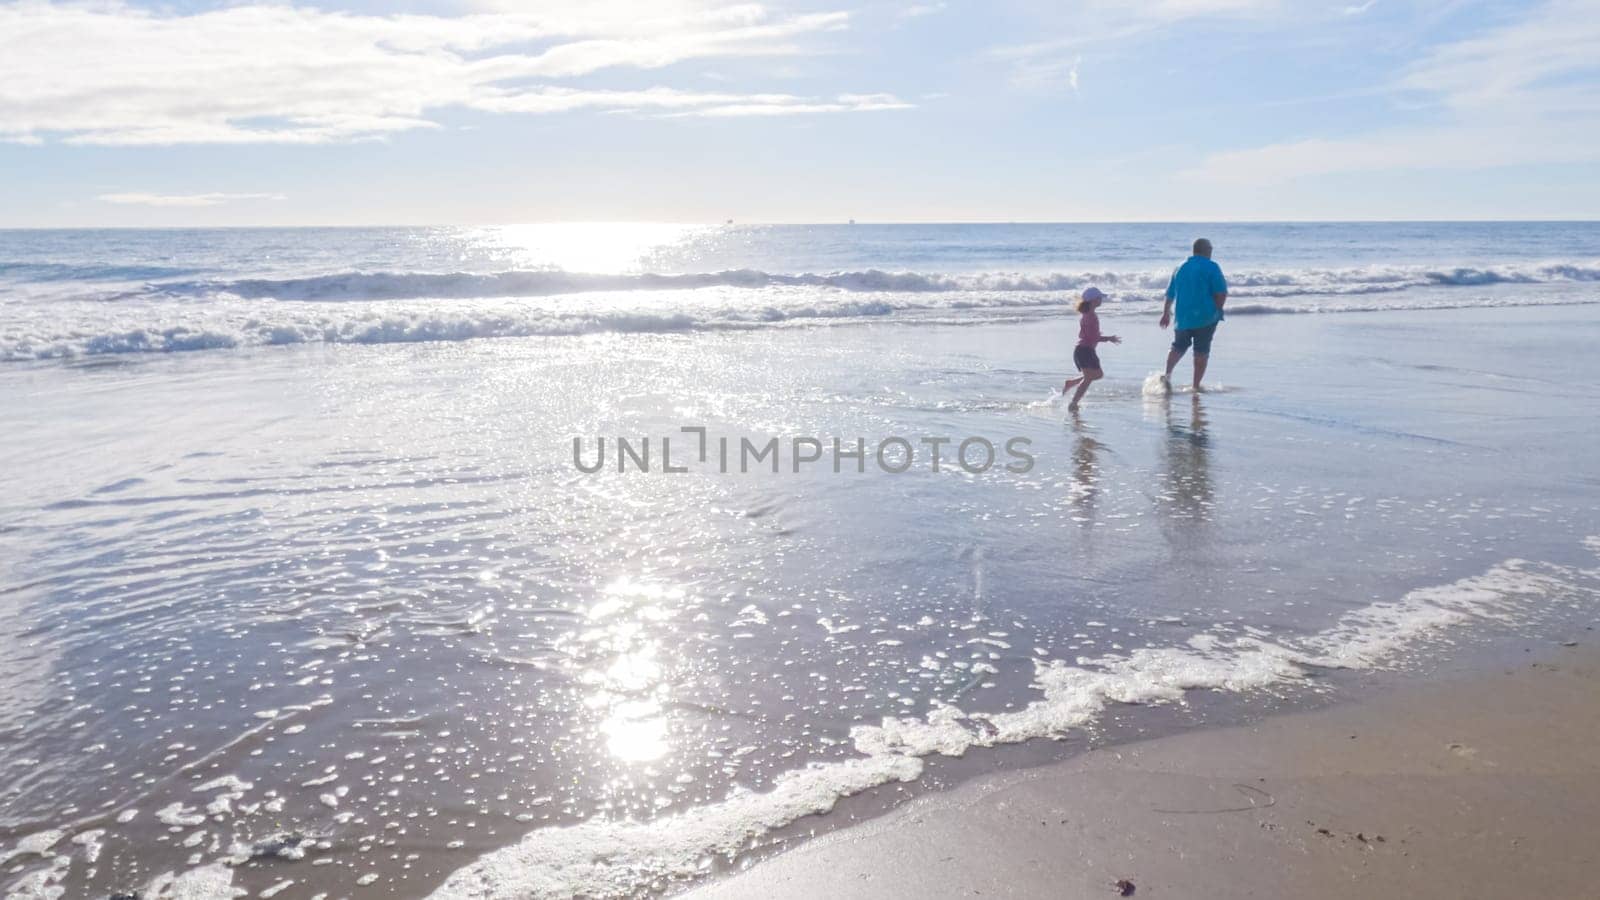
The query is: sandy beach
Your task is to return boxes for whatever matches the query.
[688,642,1600,900]
[3,227,1599,898]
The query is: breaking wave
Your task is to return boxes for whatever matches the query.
[6,293,1599,362]
[119,260,1600,302]
[0,296,1035,361]
[3,258,1597,362]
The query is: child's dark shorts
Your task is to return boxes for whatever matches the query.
[1073,345,1101,372]
[1171,323,1218,355]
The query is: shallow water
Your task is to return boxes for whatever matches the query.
[3,297,1599,897]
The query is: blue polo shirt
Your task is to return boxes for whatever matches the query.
[1165,256,1228,331]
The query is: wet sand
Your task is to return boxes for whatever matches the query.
[4,303,1599,897]
[687,642,1600,900]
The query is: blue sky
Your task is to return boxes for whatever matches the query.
[2,0,1597,225]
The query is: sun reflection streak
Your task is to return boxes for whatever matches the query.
[600,698,669,763]
[469,223,718,275]
[579,577,687,763]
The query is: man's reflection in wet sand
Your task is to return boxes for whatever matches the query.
[1150,393,1215,554]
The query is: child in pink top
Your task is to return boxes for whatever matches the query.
[1061,286,1120,411]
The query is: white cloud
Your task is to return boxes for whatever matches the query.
[1131,0,1279,20]
[1187,0,1600,182]
[475,12,850,79]
[0,2,904,146]
[989,0,1276,91]
[1004,53,1081,92]
[1185,127,1596,184]
[1396,0,1600,109]
[895,3,947,21]
[471,86,910,117]
[462,0,761,35]
[98,192,288,207]
[660,92,913,116]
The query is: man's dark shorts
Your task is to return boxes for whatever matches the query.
[1171,323,1218,356]
[1072,345,1101,372]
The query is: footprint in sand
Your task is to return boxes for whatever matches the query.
[1447,742,1496,766]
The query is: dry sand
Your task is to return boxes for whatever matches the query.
[686,645,1600,900]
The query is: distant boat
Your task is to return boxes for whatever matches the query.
[725,219,734,225]
[848,219,856,225]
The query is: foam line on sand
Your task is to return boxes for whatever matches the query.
[425,542,1599,899]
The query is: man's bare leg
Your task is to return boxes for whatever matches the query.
[1192,353,1209,391]
[1162,348,1184,390]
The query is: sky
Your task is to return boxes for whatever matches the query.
[2,0,1598,225]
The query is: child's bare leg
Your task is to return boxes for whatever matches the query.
[1067,370,1100,410]
[1062,375,1084,393]
[1192,353,1209,390]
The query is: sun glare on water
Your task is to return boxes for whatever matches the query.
[470,223,723,275]
[581,578,685,763]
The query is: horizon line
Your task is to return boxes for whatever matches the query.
[3,217,1599,230]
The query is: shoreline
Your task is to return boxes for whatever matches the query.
[685,642,1600,900]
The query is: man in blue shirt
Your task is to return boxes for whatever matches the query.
[1159,238,1228,391]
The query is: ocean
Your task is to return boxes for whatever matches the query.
[2,222,1599,898]
[4,222,1600,360]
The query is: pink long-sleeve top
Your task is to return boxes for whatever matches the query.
[1077,309,1104,347]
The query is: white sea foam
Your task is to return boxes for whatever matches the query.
[5,255,1599,362]
[425,547,1598,899]
[5,288,1596,363]
[1,853,69,900]
[0,829,64,865]
[135,260,1600,302]
[0,289,991,361]
[193,775,253,794]
[142,863,244,899]
[156,802,206,828]
[70,830,104,865]
[427,755,922,899]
